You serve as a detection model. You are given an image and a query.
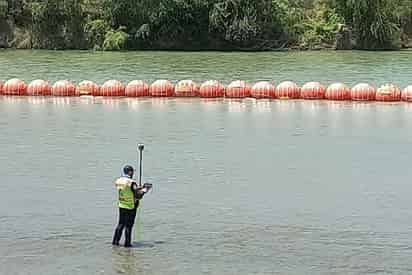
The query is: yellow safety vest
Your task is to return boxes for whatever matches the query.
[115,177,135,210]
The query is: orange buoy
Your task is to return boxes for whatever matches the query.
[301,82,326,100]
[275,81,301,99]
[225,80,251,98]
[376,84,401,102]
[27,79,51,96]
[251,81,275,99]
[76,80,100,96]
[351,83,376,101]
[3,78,27,95]
[150,80,174,97]
[325,83,350,100]
[402,86,412,102]
[199,80,225,98]
[100,80,125,97]
[51,80,76,96]
[0,80,4,94]
[174,80,199,97]
[125,80,150,97]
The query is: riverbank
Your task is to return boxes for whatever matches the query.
[1,1,411,51]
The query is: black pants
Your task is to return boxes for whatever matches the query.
[112,208,137,247]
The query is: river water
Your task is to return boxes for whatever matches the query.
[1,50,412,275]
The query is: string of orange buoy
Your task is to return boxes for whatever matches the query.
[1,78,412,102]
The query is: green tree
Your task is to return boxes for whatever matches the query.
[393,0,412,36]
[104,0,160,32]
[31,0,85,49]
[2,0,411,50]
[64,0,86,49]
[0,0,8,18]
[146,0,209,49]
[335,0,400,49]
[209,0,281,48]
[31,0,65,48]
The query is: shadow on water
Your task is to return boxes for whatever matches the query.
[109,240,166,250]
[132,240,166,248]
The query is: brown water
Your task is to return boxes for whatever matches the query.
[1,50,412,274]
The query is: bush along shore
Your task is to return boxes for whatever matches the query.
[0,0,411,51]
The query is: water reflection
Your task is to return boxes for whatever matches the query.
[351,101,375,111]
[123,98,148,110]
[251,100,272,113]
[403,102,412,112]
[274,100,299,113]
[150,97,173,110]
[227,99,247,113]
[5,96,412,115]
[111,247,146,275]
[324,101,348,111]
[1,95,27,104]
[200,98,223,112]
[51,97,73,106]
[27,96,48,105]
[300,100,324,115]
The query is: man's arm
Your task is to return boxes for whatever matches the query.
[131,183,148,200]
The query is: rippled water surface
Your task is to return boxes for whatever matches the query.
[1,50,412,275]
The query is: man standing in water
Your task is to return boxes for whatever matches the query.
[112,165,149,247]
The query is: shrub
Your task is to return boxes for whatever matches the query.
[102,27,129,51]
[85,19,110,49]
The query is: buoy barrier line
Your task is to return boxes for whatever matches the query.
[125,80,150,97]
[351,83,376,101]
[376,84,401,102]
[1,78,412,102]
[251,81,275,99]
[150,79,174,97]
[51,80,76,96]
[325,83,351,101]
[76,80,100,96]
[226,80,251,98]
[301,82,326,100]
[275,81,301,99]
[175,80,199,97]
[402,86,412,102]
[199,80,225,98]
[27,79,51,96]
[2,78,27,95]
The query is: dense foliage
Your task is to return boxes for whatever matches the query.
[1,0,411,50]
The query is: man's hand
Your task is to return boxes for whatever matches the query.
[143,183,153,191]
[136,186,148,194]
